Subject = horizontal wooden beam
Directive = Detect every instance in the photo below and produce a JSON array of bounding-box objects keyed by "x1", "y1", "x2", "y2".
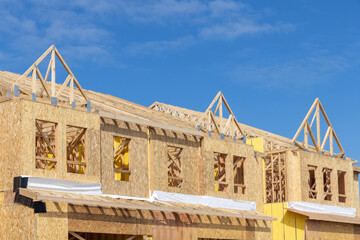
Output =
[{"x1": 19, "y1": 188, "x2": 274, "y2": 221}]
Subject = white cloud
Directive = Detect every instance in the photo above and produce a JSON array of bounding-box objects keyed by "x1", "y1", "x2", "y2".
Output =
[
  {"x1": 229, "y1": 55, "x2": 351, "y2": 90},
  {"x1": 199, "y1": 20, "x2": 295, "y2": 39},
  {"x1": 125, "y1": 36, "x2": 195, "y2": 56},
  {"x1": 0, "y1": 0, "x2": 294, "y2": 61}
]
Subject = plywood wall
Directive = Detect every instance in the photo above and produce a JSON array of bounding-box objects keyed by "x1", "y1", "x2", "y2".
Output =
[
  {"x1": 297, "y1": 150, "x2": 357, "y2": 210},
  {"x1": 100, "y1": 118, "x2": 149, "y2": 198},
  {"x1": 0, "y1": 100, "x2": 22, "y2": 191},
  {"x1": 0, "y1": 190, "x2": 68, "y2": 239},
  {"x1": 150, "y1": 128, "x2": 201, "y2": 195},
  {"x1": 9, "y1": 98, "x2": 101, "y2": 183},
  {"x1": 68, "y1": 204, "x2": 268, "y2": 240},
  {"x1": 305, "y1": 220, "x2": 360, "y2": 240},
  {"x1": 203, "y1": 136, "x2": 264, "y2": 213}
]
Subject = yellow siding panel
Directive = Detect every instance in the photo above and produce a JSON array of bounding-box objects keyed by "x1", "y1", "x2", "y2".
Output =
[
  {"x1": 264, "y1": 202, "x2": 306, "y2": 240},
  {"x1": 246, "y1": 137, "x2": 264, "y2": 153}
]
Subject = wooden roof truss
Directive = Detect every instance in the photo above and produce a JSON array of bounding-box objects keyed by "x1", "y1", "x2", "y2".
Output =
[
  {"x1": 203, "y1": 91, "x2": 244, "y2": 138},
  {"x1": 292, "y1": 98, "x2": 345, "y2": 156},
  {"x1": 12, "y1": 45, "x2": 89, "y2": 107},
  {"x1": 150, "y1": 91, "x2": 245, "y2": 140}
]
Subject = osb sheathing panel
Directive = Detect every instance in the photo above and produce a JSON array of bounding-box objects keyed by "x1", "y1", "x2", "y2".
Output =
[
  {"x1": 196, "y1": 216, "x2": 271, "y2": 240},
  {"x1": 150, "y1": 129, "x2": 201, "y2": 195},
  {"x1": 298, "y1": 150, "x2": 357, "y2": 210},
  {"x1": 305, "y1": 219, "x2": 360, "y2": 240},
  {"x1": 68, "y1": 204, "x2": 261, "y2": 239},
  {"x1": 100, "y1": 118, "x2": 149, "y2": 197},
  {"x1": 286, "y1": 150, "x2": 302, "y2": 202},
  {"x1": 353, "y1": 173, "x2": 360, "y2": 217},
  {"x1": 0, "y1": 100, "x2": 22, "y2": 191},
  {"x1": 37, "y1": 202, "x2": 68, "y2": 240},
  {"x1": 0, "y1": 205, "x2": 36, "y2": 239},
  {"x1": 203, "y1": 137, "x2": 264, "y2": 213},
  {"x1": 0, "y1": 187, "x2": 68, "y2": 239},
  {"x1": 19, "y1": 99, "x2": 100, "y2": 183}
]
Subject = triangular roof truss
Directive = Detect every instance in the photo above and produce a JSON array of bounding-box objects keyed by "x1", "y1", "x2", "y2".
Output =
[
  {"x1": 12, "y1": 45, "x2": 88, "y2": 105},
  {"x1": 292, "y1": 98, "x2": 344, "y2": 156},
  {"x1": 203, "y1": 91, "x2": 244, "y2": 138}
]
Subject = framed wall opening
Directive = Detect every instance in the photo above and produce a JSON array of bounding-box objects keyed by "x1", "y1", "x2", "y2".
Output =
[
  {"x1": 214, "y1": 152, "x2": 228, "y2": 192},
  {"x1": 233, "y1": 156, "x2": 245, "y2": 194},
  {"x1": 338, "y1": 170, "x2": 346, "y2": 203},
  {"x1": 66, "y1": 125, "x2": 86, "y2": 174},
  {"x1": 308, "y1": 165, "x2": 317, "y2": 199},
  {"x1": 35, "y1": 119, "x2": 58, "y2": 170},
  {"x1": 167, "y1": 145, "x2": 183, "y2": 188},
  {"x1": 323, "y1": 168, "x2": 332, "y2": 201},
  {"x1": 264, "y1": 151, "x2": 287, "y2": 203},
  {"x1": 114, "y1": 136, "x2": 131, "y2": 181}
]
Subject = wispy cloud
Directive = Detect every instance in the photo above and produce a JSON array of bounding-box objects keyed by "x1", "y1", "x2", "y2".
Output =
[
  {"x1": 0, "y1": 0, "x2": 293, "y2": 62},
  {"x1": 124, "y1": 36, "x2": 195, "y2": 56},
  {"x1": 229, "y1": 54, "x2": 352, "y2": 90},
  {"x1": 200, "y1": 21, "x2": 294, "y2": 39}
]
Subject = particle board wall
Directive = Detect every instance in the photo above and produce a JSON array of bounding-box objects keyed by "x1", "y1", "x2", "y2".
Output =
[
  {"x1": 286, "y1": 150, "x2": 302, "y2": 202},
  {"x1": 298, "y1": 150, "x2": 357, "y2": 210},
  {"x1": 36, "y1": 201, "x2": 68, "y2": 240},
  {"x1": 202, "y1": 137, "x2": 264, "y2": 213},
  {"x1": 0, "y1": 190, "x2": 68, "y2": 239},
  {"x1": 0, "y1": 99, "x2": 22, "y2": 191},
  {"x1": 17, "y1": 98, "x2": 100, "y2": 183},
  {"x1": 305, "y1": 219, "x2": 360, "y2": 240},
  {"x1": 100, "y1": 117, "x2": 149, "y2": 198},
  {"x1": 150, "y1": 128, "x2": 201, "y2": 195},
  {"x1": 68, "y1": 204, "x2": 264, "y2": 239},
  {"x1": 354, "y1": 172, "x2": 360, "y2": 217}
]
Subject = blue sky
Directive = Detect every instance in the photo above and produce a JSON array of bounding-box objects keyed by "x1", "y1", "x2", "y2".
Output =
[{"x1": 1, "y1": 0, "x2": 360, "y2": 161}]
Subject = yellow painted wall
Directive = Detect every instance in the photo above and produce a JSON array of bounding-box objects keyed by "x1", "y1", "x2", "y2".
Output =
[
  {"x1": 264, "y1": 202, "x2": 306, "y2": 240},
  {"x1": 246, "y1": 137, "x2": 264, "y2": 153}
]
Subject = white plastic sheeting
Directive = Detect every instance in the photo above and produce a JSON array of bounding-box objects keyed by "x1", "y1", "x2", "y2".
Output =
[
  {"x1": 21, "y1": 176, "x2": 102, "y2": 195},
  {"x1": 151, "y1": 191, "x2": 257, "y2": 211},
  {"x1": 21, "y1": 176, "x2": 257, "y2": 211},
  {"x1": 288, "y1": 201, "x2": 356, "y2": 217}
]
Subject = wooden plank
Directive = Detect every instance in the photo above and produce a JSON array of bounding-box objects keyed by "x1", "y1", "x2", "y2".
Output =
[
  {"x1": 67, "y1": 161, "x2": 86, "y2": 166},
  {"x1": 69, "y1": 232, "x2": 86, "y2": 240},
  {"x1": 51, "y1": 49, "x2": 56, "y2": 97},
  {"x1": 35, "y1": 67, "x2": 51, "y2": 98},
  {"x1": 320, "y1": 126, "x2": 331, "y2": 151},
  {"x1": 55, "y1": 75, "x2": 71, "y2": 98},
  {"x1": 19, "y1": 188, "x2": 275, "y2": 221},
  {"x1": 292, "y1": 98, "x2": 319, "y2": 142}
]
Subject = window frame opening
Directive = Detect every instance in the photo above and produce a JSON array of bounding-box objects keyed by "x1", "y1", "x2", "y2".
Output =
[
  {"x1": 113, "y1": 136, "x2": 131, "y2": 181},
  {"x1": 233, "y1": 156, "x2": 245, "y2": 194},
  {"x1": 66, "y1": 125, "x2": 87, "y2": 174},
  {"x1": 338, "y1": 170, "x2": 346, "y2": 203},
  {"x1": 214, "y1": 152, "x2": 228, "y2": 192},
  {"x1": 323, "y1": 168, "x2": 332, "y2": 201},
  {"x1": 35, "y1": 119, "x2": 58, "y2": 171},
  {"x1": 308, "y1": 165, "x2": 317, "y2": 199},
  {"x1": 167, "y1": 145, "x2": 183, "y2": 188}
]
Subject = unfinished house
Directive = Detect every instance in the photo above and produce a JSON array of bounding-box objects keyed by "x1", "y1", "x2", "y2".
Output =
[
  {"x1": 0, "y1": 45, "x2": 274, "y2": 240},
  {"x1": 152, "y1": 98, "x2": 360, "y2": 239},
  {"x1": 0, "y1": 45, "x2": 359, "y2": 240}
]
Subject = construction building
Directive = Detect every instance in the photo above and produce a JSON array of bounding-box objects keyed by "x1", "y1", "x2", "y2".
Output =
[{"x1": 0, "y1": 45, "x2": 359, "y2": 239}]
